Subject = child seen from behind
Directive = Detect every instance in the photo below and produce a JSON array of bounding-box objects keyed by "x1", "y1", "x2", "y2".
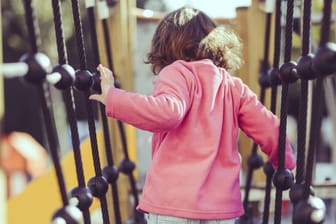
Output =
[{"x1": 90, "y1": 7, "x2": 296, "y2": 224}]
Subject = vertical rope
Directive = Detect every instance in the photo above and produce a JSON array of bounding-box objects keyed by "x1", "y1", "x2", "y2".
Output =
[
  {"x1": 295, "y1": 0, "x2": 311, "y2": 186},
  {"x1": 270, "y1": 0, "x2": 282, "y2": 114},
  {"x1": 86, "y1": 2, "x2": 122, "y2": 223},
  {"x1": 22, "y1": 0, "x2": 68, "y2": 206},
  {"x1": 101, "y1": 9, "x2": 115, "y2": 72},
  {"x1": 274, "y1": 1, "x2": 295, "y2": 224},
  {"x1": 23, "y1": 0, "x2": 41, "y2": 53},
  {"x1": 70, "y1": 1, "x2": 100, "y2": 176},
  {"x1": 241, "y1": 8, "x2": 271, "y2": 221},
  {"x1": 304, "y1": 0, "x2": 332, "y2": 199},
  {"x1": 272, "y1": 0, "x2": 282, "y2": 69},
  {"x1": 97, "y1": 1, "x2": 145, "y2": 222},
  {"x1": 262, "y1": 1, "x2": 282, "y2": 223},
  {"x1": 51, "y1": 0, "x2": 91, "y2": 222},
  {"x1": 319, "y1": 0, "x2": 331, "y2": 47},
  {"x1": 51, "y1": 0, "x2": 67, "y2": 65},
  {"x1": 70, "y1": 0, "x2": 111, "y2": 222},
  {"x1": 70, "y1": 0, "x2": 87, "y2": 70},
  {"x1": 263, "y1": 13, "x2": 272, "y2": 66},
  {"x1": 261, "y1": 162, "x2": 274, "y2": 224},
  {"x1": 295, "y1": 83, "x2": 308, "y2": 184}
]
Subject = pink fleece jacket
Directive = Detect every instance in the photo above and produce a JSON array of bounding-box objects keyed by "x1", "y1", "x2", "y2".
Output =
[{"x1": 105, "y1": 59, "x2": 296, "y2": 220}]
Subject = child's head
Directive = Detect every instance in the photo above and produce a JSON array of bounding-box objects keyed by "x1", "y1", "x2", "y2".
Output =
[{"x1": 147, "y1": 7, "x2": 243, "y2": 74}]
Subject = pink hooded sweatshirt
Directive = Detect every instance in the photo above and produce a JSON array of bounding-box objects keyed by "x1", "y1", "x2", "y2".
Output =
[{"x1": 105, "y1": 59, "x2": 296, "y2": 220}]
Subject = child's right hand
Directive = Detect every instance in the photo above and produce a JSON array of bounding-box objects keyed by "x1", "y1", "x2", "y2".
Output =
[{"x1": 89, "y1": 64, "x2": 115, "y2": 105}]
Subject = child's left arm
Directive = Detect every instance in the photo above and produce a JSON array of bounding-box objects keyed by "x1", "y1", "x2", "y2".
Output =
[{"x1": 237, "y1": 82, "x2": 296, "y2": 170}]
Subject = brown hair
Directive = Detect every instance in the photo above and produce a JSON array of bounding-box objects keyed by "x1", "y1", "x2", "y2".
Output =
[{"x1": 146, "y1": 7, "x2": 243, "y2": 74}]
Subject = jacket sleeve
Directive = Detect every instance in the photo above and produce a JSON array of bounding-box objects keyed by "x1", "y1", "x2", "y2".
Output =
[
  {"x1": 105, "y1": 66, "x2": 191, "y2": 132},
  {"x1": 236, "y1": 79, "x2": 296, "y2": 170}
]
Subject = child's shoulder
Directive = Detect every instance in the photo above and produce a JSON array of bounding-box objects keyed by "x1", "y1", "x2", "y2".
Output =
[{"x1": 166, "y1": 59, "x2": 218, "y2": 73}]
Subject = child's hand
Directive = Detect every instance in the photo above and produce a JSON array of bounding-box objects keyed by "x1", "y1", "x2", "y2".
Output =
[{"x1": 89, "y1": 64, "x2": 115, "y2": 104}]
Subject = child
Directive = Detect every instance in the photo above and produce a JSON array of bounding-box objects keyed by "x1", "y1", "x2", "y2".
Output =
[{"x1": 90, "y1": 7, "x2": 296, "y2": 224}]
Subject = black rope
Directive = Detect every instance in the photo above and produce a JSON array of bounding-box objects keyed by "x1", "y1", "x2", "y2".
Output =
[
  {"x1": 70, "y1": 0, "x2": 87, "y2": 70},
  {"x1": 301, "y1": 1, "x2": 312, "y2": 56},
  {"x1": 261, "y1": 162, "x2": 274, "y2": 224},
  {"x1": 274, "y1": 1, "x2": 295, "y2": 224},
  {"x1": 51, "y1": 0, "x2": 67, "y2": 65},
  {"x1": 262, "y1": 1, "x2": 282, "y2": 223},
  {"x1": 115, "y1": 84, "x2": 144, "y2": 223},
  {"x1": 241, "y1": 7, "x2": 272, "y2": 222},
  {"x1": 23, "y1": 0, "x2": 41, "y2": 53},
  {"x1": 51, "y1": 0, "x2": 91, "y2": 222},
  {"x1": 278, "y1": 0, "x2": 294, "y2": 169},
  {"x1": 272, "y1": 1, "x2": 282, "y2": 70},
  {"x1": 22, "y1": 0, "x2": 68, "y2": 206},
  {"x1": 101, "y1": 5, "x2": 115, "y2": 73},
  {"x1": 100, "y1": 109, "x2": 123, "y2": 223},
  {"x1": 70, "y1": 0, "x2": 111, "y2": 223},
  {"x1": 86, "y1": 2, "x2": 122, "y2": 223},
  {"x1": 319, "y1": 0, "x2": 332, "y2": 47},
  {"x1": 70, "y1": 0, "x2": 100, "y2": 180},
  {"x1": 98, "y1": 2, "x2": 145, "y2": 222},
  {"x1": 295, "y1": 82, "x2": 308, "y2": 185},
  {"x1": 270, "y1": 0, "x2": 282, "y2": 117},
  {"x1": 38, "y1": 83, "x2": 69, "y2": 203},
  {"x1": 304, "y1": 0, "x2": 332, "y2": 199},
  {"x1": 295, "y1": 0, "x2": 311, "y2": 186},
  {"x1": 263, "y1": 13, "x2": 272, "y2": 66}
]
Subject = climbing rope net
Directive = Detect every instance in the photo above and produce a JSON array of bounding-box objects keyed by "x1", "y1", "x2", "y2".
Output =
[{"x1": 0, "y1": 0, "x2": 335, "y2": 224}]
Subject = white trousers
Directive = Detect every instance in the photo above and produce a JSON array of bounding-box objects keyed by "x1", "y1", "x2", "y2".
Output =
[{"x1": 145, "y1": 213, "x2": 237, "y2": 224}]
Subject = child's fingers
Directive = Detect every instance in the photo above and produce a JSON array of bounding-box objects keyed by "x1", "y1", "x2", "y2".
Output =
[
  {"x1": 89, "y1": 94, "x2": 99, "y2": 101},
  {"x1": 89, "y1": 94, "x2": 103, "y2": 103},
  {"x1": 97, "y1": 65, "x2": 107, "y2": 79},
  {"x1": 97, "y1": 65, "x2": 113, "y2": 81},
  {"x1": 96, "y1": 64, "x2": 115, "y2": 92},
  {"x1": 97, "y1": 64, "x2": 104, "y2": 71}
]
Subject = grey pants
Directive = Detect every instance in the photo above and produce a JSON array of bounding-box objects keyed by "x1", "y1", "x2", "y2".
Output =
[{"x1": 145, "y1": 213, "x2": 237, "y2": 224}]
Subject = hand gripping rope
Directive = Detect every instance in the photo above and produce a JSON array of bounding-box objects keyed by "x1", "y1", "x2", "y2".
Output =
[{"x1": 85, "y1": 0, "x2": 122, "y2": 223}]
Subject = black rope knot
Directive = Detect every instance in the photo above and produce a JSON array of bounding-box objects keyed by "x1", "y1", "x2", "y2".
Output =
[
  {"x1": 263, "y1": 161, "x2": 275, "y2": 178},
  {"x1": 19, "y1": 52, "x2": 51, "y2": 83},
  {"x1": 312, "y1": 42, "x2": 336, "y2": 76},
  {"x1": 273, "y1": 168, "x2": 294, "y2": 191},
  {"x1": 297, "y1": 54, "x2": 317, "y2": 80},
  {"x1": 52, "y1": 64, "x2": 75, "y2": 90},
  {"x1": 258, "y1": 74, "x2": 271, "y2": 88},
  {"x1": 74, "y1": 69, "x2": 93, "y2": 91},
  {"x1": 87, "y1": 176, "x2": 109, "y2": 198},
  {"x1": 259, "y1": 60, "x2": 271, "y2": 88},
  {"x1": 102, "y1": 165, "x2": 120, "y2": 183},
  {"x1": 91, "y1": 71, "x2": 102, "y2": 93},
  {"x1": 119, "y1": 158, "x2": 136, "y2": 175},
  {"x1": 268, "y1": 67, "x2": 282, "y2": 86},
  {"x1": 247, "y1": 153, "x2": 264, "y2": 170},
  {"x1": 70, "y1": 187, "x2": 93, "y2": 211},
  {"x1": 279, "y1": 61, "x2": 299, "y2": 83}
]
